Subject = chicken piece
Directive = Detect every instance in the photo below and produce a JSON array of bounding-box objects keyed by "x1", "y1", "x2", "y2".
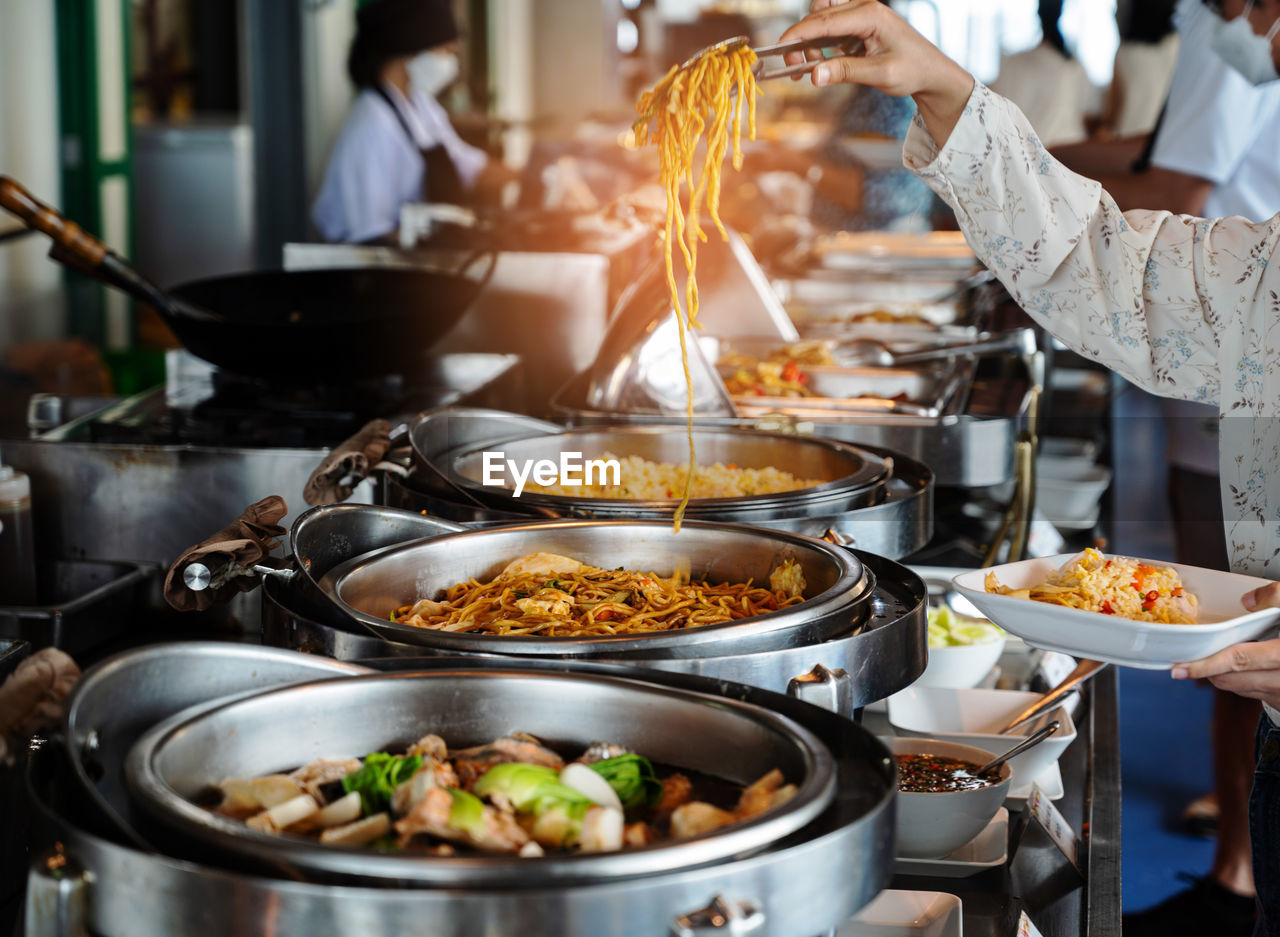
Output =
[
  {"x1": 399, "y1": 597, "x2": 449, "y2": 621},
  {"x1": 407, "y1": 733, "x2": 448, "y2": 760},
  {"x1": 498, "y1": 552, "x2": 586, "y2": 580},
  {"x1": 217, "y1": 775, "x2": 305, "y2": 819},
  {"x1": 653, "y1": 773, "x2": 694, "y2": 819},
  {"x1": 670, "y1": 802, "x2": 737, "y2": 839},
  {"x1": 734, "y1": 768, "x2": 797, "y2": 820},
  {"x1": 514, "y1": 588, "x2": 574, "y2": 617},
  {"x1": 624, "y1": 822, "x2": 655, "y2": 848},
  {"x1": 391, "y1": 759, "x2": 461, "y2": 816},
  {"x1": 287, "y1": 757, "x2": 362, "y2": 802},
  {"x1": 451, "y1": 733, "x2": 565, "y2": 788},
  {"x1": 768, "y1": 559, "x2": 806, "y2": 599},
  {"x1": 394, "y1": 786, "x2": 529, "y2": 853}
]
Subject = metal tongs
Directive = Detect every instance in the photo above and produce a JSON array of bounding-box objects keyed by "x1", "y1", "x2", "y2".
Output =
[
  {"x1": 678, "y1": 35, "x2": 868, "y2": 83},
  {"x1": 752, "y1": 35, "x2": 868, "y2": 81}
]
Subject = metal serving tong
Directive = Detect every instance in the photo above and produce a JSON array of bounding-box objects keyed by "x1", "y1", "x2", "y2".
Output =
[
  {"x1": 997, "y1": 659, "x2": 1108, "y2": 735},
  {"x1": 680, "y1": 35, "x2": 868, "y2": 83}
]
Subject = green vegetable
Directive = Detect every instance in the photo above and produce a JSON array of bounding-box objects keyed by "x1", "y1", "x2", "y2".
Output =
[
  {"x1": 588, "y1": 754, "x2": 663, "y2": 811},
  {"x1": 473, "y1": 763, "x2": 592, "y2": 817},
  {"x1": 447, "y1": 788, "x2": 487, "y2": 838},
  {"x1": 342, "y1": 753, "x2": 423, "y2": 815}
]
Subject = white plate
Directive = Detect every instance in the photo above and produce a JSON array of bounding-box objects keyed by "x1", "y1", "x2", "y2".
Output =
[
  {"x1": 840, "y1": 890, "x2": 964, "y2": 936},
  {"x1": 1007, "y1": 763, "x2": 1064, "y2": 805},
  {"x1": 953, "y1": 555, "x2": 1280, "y2": 669},
  {"x1": 894, "y1": 808, "x2": 1008, "y2": 878}
]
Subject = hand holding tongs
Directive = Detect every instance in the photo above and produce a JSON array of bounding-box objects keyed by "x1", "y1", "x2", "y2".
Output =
[
  {"x1": 752, "y1": 35, "x2": 867, "y2": 82},
  {"x1": 679, "y1": 35, "x2": 867, "y2": 83}
]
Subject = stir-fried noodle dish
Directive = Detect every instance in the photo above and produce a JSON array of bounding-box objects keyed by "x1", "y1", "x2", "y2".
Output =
[
  {"x1": 985, "y1": 548, "x2": 1199, "y2": 624},
  {"x1": 392, "y1": 551, "x2": 806, "y2": 637},
  {"x1": 632, "y1": 40, "x2": 759, "y2": 529},
  {"x1": 211, "y1": 732, "x2": 797, "y2": 856}
]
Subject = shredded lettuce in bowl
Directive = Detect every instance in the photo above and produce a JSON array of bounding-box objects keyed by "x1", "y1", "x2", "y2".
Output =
[{"x1": 927, "y1": 605, "x2": 1003, "y2": 649}]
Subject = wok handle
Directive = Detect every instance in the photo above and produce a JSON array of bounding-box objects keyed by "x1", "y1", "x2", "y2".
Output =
[{"x1": 0, "y1": 175, "x2": 109, "y2": 270}]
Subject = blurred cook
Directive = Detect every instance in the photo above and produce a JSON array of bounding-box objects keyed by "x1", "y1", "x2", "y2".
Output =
[{"x1": 312, "y1": 0, "x2": 489, "y2": 243}]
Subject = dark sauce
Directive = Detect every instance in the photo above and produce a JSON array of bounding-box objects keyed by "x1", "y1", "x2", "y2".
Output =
[{"x1": 896, "y1": 753, "x2": 995, "y2": 793}]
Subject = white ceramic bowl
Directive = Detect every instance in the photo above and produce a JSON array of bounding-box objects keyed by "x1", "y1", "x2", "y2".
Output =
[
  {"x1": 918, "y1": 635, "x2": 1007, "y2": 689},
  {"x1": 887, "y1": 686, "x2": 1077, "y2": 786},
  {"x1": 1035, "y1": 461, "x2": 1112, "y2": 523},
  {"x1": 885, "y1": 736, "x2": 1012, "y2": 859}
]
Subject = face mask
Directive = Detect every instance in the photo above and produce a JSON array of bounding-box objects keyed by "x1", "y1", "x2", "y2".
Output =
[
  {"x1": 1211, "y1": 2, "x2": 1280, "y2": 85},
  {"x1": 407, "y1": 50, "x2": 459, "y2": 98}
]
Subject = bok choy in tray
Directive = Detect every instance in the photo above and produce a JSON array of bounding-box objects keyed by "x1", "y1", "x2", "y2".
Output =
[{"x1": 209, "y1": 731, "x2": 796, "y2": 856}]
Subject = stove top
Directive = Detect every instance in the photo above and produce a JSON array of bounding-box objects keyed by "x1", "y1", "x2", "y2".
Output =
[{"x1": 38, "y1": 350, "x2": 524, "y2": 449}]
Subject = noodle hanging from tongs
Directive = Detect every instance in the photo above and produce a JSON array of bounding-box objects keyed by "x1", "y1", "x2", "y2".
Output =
[{"x1": 632, "y1": 41, "x2": 759, "y2": 531}]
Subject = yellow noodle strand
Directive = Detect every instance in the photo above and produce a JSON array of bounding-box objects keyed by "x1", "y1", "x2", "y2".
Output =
[{"x1": 632, "y1": 44, "x2": 759, "y2": 531}]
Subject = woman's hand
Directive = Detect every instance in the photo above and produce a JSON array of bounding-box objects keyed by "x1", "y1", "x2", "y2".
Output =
[
  {"x1": 777, "y1": 0, "x2": 975, "y2": 145},
  {"x1": 1171, "y1": 583, "x2": 1280, "y2": 710}
]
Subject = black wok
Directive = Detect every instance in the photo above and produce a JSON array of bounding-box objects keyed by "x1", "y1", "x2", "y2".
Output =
[{"x1": 0, "y1": 175, "x2": 491, "y2": 381}]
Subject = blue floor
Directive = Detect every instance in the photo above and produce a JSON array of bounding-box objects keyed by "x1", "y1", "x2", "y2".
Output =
[
  {"x1": 1118, "y1": 669, "x2": 1217, "y2": 910},
  {"x1": 1111, "y1": 381, "x2": 1220, "y2": 912}
]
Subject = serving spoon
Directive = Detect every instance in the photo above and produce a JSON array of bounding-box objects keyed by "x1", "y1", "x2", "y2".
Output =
[{"x1": 973, "y1": 720, "x2": 1061, "y2": 778}]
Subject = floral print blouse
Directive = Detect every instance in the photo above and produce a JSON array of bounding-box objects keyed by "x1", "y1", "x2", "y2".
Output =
[{"x1": 904, "y1": 82, "x2": 1280, "y2": 582}]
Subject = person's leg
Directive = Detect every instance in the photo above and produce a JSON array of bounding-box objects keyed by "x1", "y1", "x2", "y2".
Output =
[
  {"x1": 1250, "y1": 713, "x2": 1280, "y2": 936},
  {"x1": 1215, "y1": 690, "x2": 1262, "y2": 898}
]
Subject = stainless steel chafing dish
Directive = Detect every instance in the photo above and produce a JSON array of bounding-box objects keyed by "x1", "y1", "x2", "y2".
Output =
[
  {"x1": 441, "y1": 426, "x2": 891, "y2": 520},
  {"x1": 125, "y1": 669, "x2": 837, "y2": 884},
  {"x1": 381, "y1": 407, "x2": 933, "y2": 560},
  {"x1": 161, "y1": 501, "x2": 926, "y2": 710},
  {"x1": 549, "y1": 256, "x2": 1031, "y2": 489},
  {"x1": 23, "y1": 648, "x2": 898, "y2": 937},
  {"x1": 317, "y1": 518, "x2": 875, "y2": 658}
]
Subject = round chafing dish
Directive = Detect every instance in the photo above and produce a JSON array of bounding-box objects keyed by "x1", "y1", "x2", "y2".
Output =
[
  {"x1": 125, "y1": 669, "x2": 836, "y2": 885},
  {"x1": 439, "y1": 425, "x2": 890, "y2": 520},
  {"x1": 318, "y1": 518, "x2": 875, "y2": 659},
  {"x1": 168, "y1": 502, "x2": 925, "y2": 710},
  {"x1": 63, "y1": 644, "x2": 369, "y2": 847},
  {"x1": 385, "y1": 407, "x2": 933, "y2": 558},
  {"x1": 265, "y1": 547, "x2": 926, "y2": 710},
  {"x1": 26, "y1": 654, "x2": 897, "y2": 937}
]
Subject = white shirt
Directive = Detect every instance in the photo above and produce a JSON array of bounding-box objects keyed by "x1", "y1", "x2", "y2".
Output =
[
  {"x1": 904, "y1": 84, "x2": 1280, "y2": 717},
  {"x1": 1151, "y1": 0, "x2": 1280, "y2": 221},
  {"x1": 1143, "y1": 0, "x2": 1280, "y2": 469},
  {"x1": 988, "y1": 43, "x2": 1095, "y2": 147},
  {"x1": 311, "y1": 85, "x2": 488, "y2": 244},
  {"x1": 1111, "y1": 33, "x2": 1180, "y2": 138}
]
